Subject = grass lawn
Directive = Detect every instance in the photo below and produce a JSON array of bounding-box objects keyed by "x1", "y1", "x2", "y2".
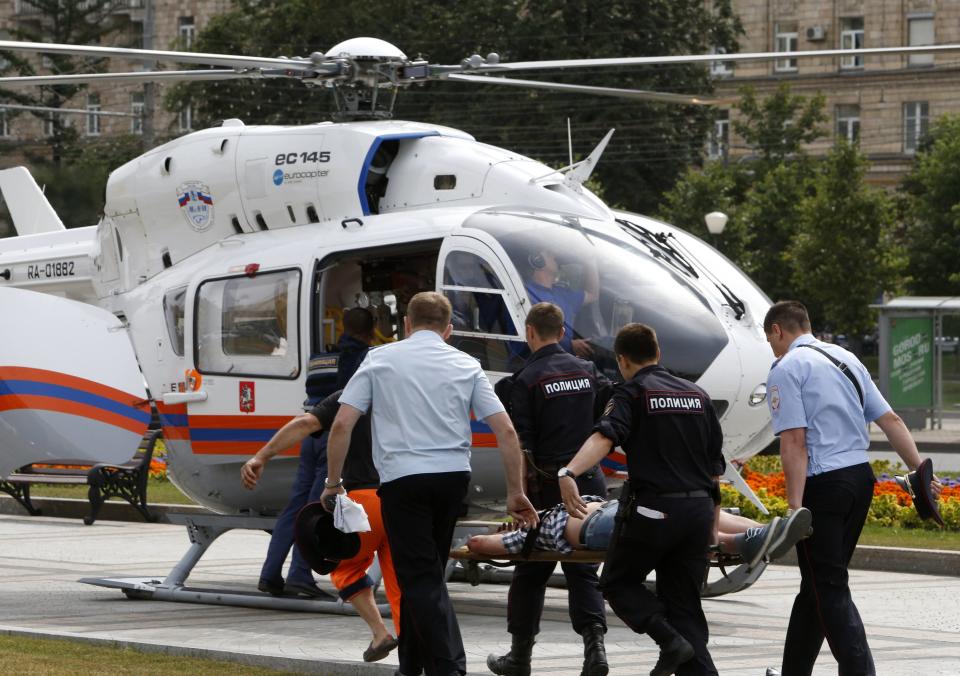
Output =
[
  {"x1": 0, "y1": 635, "x2": 302, "y2": 675},
  {"x1": 859, "y1": 524, "x2": 960, "y2": 550},
  {"x1": 28, "y1": 479, "x2": 195, "y2": 505}
]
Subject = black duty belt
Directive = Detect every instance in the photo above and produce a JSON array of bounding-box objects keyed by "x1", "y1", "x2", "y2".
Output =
[{"x1": 655, "y1": 489, "x2": 711, "y2": 499}]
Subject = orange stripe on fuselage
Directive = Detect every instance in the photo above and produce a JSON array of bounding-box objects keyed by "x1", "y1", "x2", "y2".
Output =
[
  {"x1": 0, "y1": 366, "x2": 146, "y2": 408},
  {"x1": 0, "y1": 394, "x2": 147, "y2": 435}
]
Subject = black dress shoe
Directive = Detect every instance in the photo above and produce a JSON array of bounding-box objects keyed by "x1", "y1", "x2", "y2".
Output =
[
  {"x1": 284, "y1": 580, "x2": 337, "y2": 600},
  {"x1": 257, "y1": 577, "x2": 284, "y2": 596},
  {"x1": 650, "y1": 633, "x2": 695, "y2": 676}
]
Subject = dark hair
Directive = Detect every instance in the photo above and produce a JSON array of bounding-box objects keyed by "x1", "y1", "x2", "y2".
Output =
[
  {"x1": 763, "y1": 301, "x2": 811, "y2": 334},
  {"x1": 614, "y1": 323, "x2": 659, "y2": 364},
  {"x1": 525, "y1": 302, "x2": 564, "y2": 339},
  {"x1": 407, "y1": 291, "x2": 452, "y2": 330},
  {"x1": 343, "y1": 306, "x2": 375, "y2": 338}
]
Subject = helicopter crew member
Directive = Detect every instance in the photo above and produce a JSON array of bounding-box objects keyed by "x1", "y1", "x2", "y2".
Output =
[
  {"x1": 488, "y1": 302, "x2": 613, "y2": 676},
  {"x1": 560, "y1": 323, "x2": 724, "y2": 676},
  {"x1": 320, "y1": 292, "x2": 539, "y2": 676},
  {"x1": 762, "y1": 301, "x2": 942, "y2": 676},
  {"x1": 524, "y1": 248, "x2": 599, "y2": 359},
  {"x1": 243, "y1": 307, "x2": 375, "y2": 599}
]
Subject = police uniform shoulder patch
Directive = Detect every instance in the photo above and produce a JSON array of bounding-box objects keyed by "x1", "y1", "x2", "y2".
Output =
[
  {"x1": 644, "y1": 390, "x2": 705, "y2": 415},
  {"x1": 602, "y1": 399, "x2": 615, "y2": 416},
  {"x1": 770, "y1": 384, "x2": 781, "y2": 411}
]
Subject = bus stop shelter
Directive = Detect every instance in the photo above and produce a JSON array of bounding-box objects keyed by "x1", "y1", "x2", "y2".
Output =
[{"x1": 872, "y1": 296, "x2": 960, "y2": 430}]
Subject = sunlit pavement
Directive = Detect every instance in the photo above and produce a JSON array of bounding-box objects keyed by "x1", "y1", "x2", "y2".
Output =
[{"x1": 0, "y1": 514, "x2": 957, "y2": 675}]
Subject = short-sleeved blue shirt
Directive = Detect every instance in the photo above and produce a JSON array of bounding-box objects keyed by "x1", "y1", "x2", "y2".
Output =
[
  {"x1": 525, "y1": 280, "x2": 586, "y2": 354},
  {"x1": 766, "y1": 334, "x2": 891, "y2": 476},
  {"x1": 339, "y1": 329, "x2": 504, "y2": 483}
]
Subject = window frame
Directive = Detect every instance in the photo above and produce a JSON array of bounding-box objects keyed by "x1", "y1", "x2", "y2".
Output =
[
  {"x1": 836, "y1": 104, "x2": 860, "y2": 143},
  {"x1": 774, "y1": 22, "x2": 799, "y2": 72},
  {"x1": 903, "y1": 101, "x2": 929, "y2": 154},
  {"x1": 86, "y1": 93, "x2": 101, "y2": 137},
  {"x1": 178, "y1": 16, "x2": 196, "y2": 49},
  {"x1": 708, "y1": 111, "x2": 729, "y2": 160},
  {"x1": 131, "y1": 90, "x2": 144, "y2": 134},
  {"x1": 908, "y1": 15, "x2": 935, "y2": 68},
  {"x1": 193, "y1": 267, "x2": 303, "y2": 380},
  {"x1": 840, "y1": 17, "x2": 865, "y2": 70}
]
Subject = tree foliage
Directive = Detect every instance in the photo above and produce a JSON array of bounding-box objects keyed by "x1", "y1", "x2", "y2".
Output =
[
  {"x1": 0, "y1": 0, "x2": 132, "y2": 163},
  {"x1": 734, "y1": 83, "x2": 828, "y2": 166},
  {"x1": 901, "y1": 114, "x2": 960, "y2": 295},
  {"x1": 790, "y1": 142, "x2": 900, "y2": 336},
  {"x1": 168, "y1": 0, "x2": 742, "y2": 215}
]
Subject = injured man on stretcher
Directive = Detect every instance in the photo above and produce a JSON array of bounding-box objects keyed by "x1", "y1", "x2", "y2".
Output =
[{"x1": 467, "y1": 497, "x2": 812, "y2": 568}]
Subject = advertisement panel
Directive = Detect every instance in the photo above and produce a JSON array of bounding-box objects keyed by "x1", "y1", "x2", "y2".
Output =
[{"x1": 888, "y1": 317, "x2": 933, "y2": 408}]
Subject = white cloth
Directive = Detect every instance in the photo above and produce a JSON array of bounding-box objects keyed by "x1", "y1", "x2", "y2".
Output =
[{"x1": 334, "y1": 494, "x2": 371, "y2": 533}]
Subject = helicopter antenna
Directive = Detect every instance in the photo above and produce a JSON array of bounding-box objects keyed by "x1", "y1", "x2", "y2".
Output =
[
  {"x1": 564, "y1": 129, "x2": 614, "y2": 192},
  {"x1": 567, "y1": 118, "x2": 573, "y2": 168}
]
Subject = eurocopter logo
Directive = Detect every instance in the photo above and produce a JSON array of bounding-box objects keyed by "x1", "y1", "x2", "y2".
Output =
[
  {"x1": 272, "y1": 169, "x2": 284, "y2": 186},
  {"x1": 176, "y1": 181, "x2": 215, "y2": 232}
]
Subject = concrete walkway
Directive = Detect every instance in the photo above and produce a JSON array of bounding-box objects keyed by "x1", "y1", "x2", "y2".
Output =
[{"x1": 1, "y1": 514, "x2": 958, "y2": 675}]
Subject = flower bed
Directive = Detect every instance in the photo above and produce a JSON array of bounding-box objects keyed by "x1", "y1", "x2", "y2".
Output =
[{"x1": 722, "y1": 456, "x2": 960, "y2": 531}]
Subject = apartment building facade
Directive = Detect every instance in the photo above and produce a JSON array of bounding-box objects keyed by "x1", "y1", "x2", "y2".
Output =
[
  {"x1": 709, "y1": 0, "x2": 958, "y2": 185},
  {"x1": 0, "y1": 0, "x2": 230, "y2": 153}
]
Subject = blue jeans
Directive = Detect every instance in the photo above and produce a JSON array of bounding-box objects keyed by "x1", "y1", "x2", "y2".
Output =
[{"x1": 259, "y1": 433, "x2": 328, "y2": 586}]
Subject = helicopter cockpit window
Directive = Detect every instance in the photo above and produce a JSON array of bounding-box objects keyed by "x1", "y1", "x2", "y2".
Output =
[
  {"x1": 195, "y1": 269, "x2": 301, "y2": 379},
  {"x1": 464, "y1": 212, "x2": 729, "y2": 382},
  {"x1": 162, "y1": 286, "x2": 187, "y2": 357},
  {"x1": 440, "y1": 250, "x2": 524, "y2": 372}
]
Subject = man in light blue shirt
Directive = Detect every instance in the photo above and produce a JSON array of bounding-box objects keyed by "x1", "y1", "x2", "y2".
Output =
[
  {"x1": 764, "y1": 300, "x2": 938, "y2": 676},
  {"x1": 321, "y1": 291, "x2": 538, "y2": 676}
]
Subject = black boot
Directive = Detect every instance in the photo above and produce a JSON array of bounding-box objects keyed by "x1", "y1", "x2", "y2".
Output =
[
  {"x1": 646, "y1": 615, "x2": 694, "y2": 676},
  {"x1": 579, "y1": 623, "x2": 609, "y2": 676},
  {"x1": 486, "y1": 634, "x2": 535, "y2": 676}
]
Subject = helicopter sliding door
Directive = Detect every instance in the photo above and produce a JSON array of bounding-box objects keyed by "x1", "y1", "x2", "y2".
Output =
[{"x1": 0, "y1": 288, "x2": 150, "y2": 478}]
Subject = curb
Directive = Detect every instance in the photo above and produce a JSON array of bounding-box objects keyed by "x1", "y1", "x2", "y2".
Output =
[{"x1": 0, "y1": 626, "x2": 394, "y2": 675}]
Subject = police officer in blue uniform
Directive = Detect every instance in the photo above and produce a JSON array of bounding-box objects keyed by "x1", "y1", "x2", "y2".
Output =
[
  {"x1": 243, "y1": 307, "x2": 374, "y2": 597},
  {"x1": 560, "y1": 323, "x2": 725, "y2": 676},
  {"x1": 488, "y1": 302, "x2": 613, "y2": 676},
  {"x1": 763, "y1": 301, "x2": 940, "y2": 676}
]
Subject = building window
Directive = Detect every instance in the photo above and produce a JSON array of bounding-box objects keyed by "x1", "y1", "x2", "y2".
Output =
[
  {"x1": 774, "y1": 22, "x2": 798, "y2": 72},
  {"x1": 904, "y1": 101, "x2": 929, "y2": 154},
  {"x1": 178, "y1": 17, "x2": 196, "y2": 49},
  {"x1": 836, "y1": 104, "x2": 860, "y2": 143},
  {"x1": 708, "y1": 111, "x2": 729, "y2": 160},
  {"x1": 86, "y1": 93, "x2": 101, "y2": 136},
  {"x1": 179, "y1": 103, "x2": 192, "y2": 132},
  {"x1": 0, "y1": 111, "x2": 8, "y2": 138},
  {"x1": 130, "y1": 21, "x2": 144, "y2": 50},
  {"x1": 131, "y1": 90, "x2": 144, "y2": 134},
  {"x1": 908, "y1": 16, "x2": 934, "y2": 67},
  {"x1": 840, "y1": 17, "x2": 864, "y2": 69},
  {"x1": 45, "y1": 112, "x2": 62, "y2": 137}
]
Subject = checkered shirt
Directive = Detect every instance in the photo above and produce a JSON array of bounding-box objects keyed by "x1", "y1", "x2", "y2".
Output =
[{"x1": 501, "y1": 495, "x2": 607, "y2": 555}]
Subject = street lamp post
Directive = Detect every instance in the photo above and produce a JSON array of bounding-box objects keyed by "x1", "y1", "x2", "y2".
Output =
[{"x1": 704, "y1": 211, "x2": 728, "y2": 249}]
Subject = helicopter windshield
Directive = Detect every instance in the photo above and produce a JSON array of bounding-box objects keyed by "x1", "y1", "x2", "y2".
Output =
[{"x1": 463, "y1": 211, "x2": 729, "y2": 382}]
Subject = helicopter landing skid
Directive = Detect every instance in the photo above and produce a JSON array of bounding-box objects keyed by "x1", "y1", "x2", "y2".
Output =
[{"x1": 79, "y1": 512, "x2": 390, "y2": 615}]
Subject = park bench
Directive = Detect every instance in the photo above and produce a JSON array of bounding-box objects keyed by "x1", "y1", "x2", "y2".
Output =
[{"x1": 0, "y1": 429, "x2": 161, "y2": 525}]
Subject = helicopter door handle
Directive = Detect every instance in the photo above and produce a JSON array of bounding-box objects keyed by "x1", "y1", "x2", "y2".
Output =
[
  {"x1": 161, "y1": 391, "x2": 208, "y2": 404},
  {"x1": 341, "y1": 218, "x2": 363, "y2": 229}
]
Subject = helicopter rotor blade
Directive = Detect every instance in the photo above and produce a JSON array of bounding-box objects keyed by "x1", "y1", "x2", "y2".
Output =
[
  {"x1": 446, "y1": 73, "x2": 733, "y2": 105},
  {"x1": 450, "y1": 43, "x2": 960, "y2": 73},
  {"x1": 0, "y1": 69, "x2": 286, "y2": 87},
  {"x1": 0, "y1": 102, "x2": 138, "y2": 117},
  {"x1": 0, "y1": 39, "x2": 331, "y2": 73}
]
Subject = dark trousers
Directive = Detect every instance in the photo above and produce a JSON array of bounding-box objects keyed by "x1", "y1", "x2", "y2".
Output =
[
  {"x1": 508, "y1": 467, "x2": 607, "y2": 637},
  {"x1": 600, "y1": 496, "x2": 717, "y2": 676},
  {"x1": 380, "y1": 471, "x2": 470, "y2": 676},
  {"x1": 260, "y1": 435, "x2": 327, "y2": 586},
  {"x1": 782, "y1": 462, "x2": 876, "y2": 676}
]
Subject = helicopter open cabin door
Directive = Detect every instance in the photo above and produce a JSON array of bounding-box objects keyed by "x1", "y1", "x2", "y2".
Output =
[{"x1": 0, "y1": 288, "x2": 150, "y2": 478}]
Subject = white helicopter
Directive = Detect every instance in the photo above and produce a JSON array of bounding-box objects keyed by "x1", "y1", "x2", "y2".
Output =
[{"x1": 1, "y1": 37, "x2": 951, "y2": 608}]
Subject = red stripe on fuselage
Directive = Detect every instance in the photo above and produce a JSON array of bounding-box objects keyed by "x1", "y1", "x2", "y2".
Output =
[
  {"x1": 0, "y1": 366, "x2": 146, "y2": 408},
  {"x1": 0, "y1": 394, "x2": 147, "y2": 435}
]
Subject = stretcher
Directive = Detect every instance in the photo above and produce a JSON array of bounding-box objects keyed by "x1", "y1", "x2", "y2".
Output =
[{"x1": 448, "y1": 523, "x2": 769, "y2": 598}]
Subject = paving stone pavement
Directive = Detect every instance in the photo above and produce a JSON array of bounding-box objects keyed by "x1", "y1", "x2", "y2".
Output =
[{"x1": 0, "y1": 514, "x2": 958, "y2": 675}]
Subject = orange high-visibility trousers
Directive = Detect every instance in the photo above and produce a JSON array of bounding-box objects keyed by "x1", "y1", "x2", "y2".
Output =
[{"x1": 330, "y1": 488, "x2": 402, "y2": 635}]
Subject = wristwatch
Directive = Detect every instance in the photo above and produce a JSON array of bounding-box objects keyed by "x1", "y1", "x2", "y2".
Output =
[
  {"x1": 557, "y1": 467, "x2": 577, "y2": 480},
  {"x1": 324, "y1": 477, "x2": 343, "y2": 489}
]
